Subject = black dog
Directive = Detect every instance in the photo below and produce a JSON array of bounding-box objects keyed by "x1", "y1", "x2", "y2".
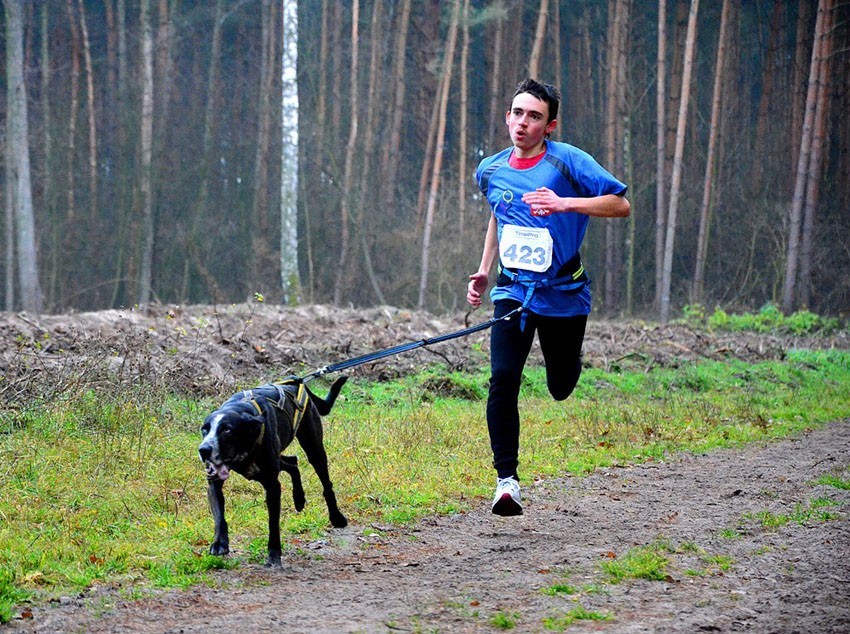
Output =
[{"x1": 198, "y1": 376, "x2": 348, "y2": 566}]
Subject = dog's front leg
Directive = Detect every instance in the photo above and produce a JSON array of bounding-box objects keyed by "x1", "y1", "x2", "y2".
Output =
[
  {"x1": 207, "y1": 478, "x2": 229, "y2": 556},
  {"x1": 263, "y1": 477, "x2": 283, "y2": 566}
]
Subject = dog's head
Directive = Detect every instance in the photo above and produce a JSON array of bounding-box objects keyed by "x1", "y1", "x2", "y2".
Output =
[{"x1": 198, "y1": 401, "x2": 266, "y2": 481}]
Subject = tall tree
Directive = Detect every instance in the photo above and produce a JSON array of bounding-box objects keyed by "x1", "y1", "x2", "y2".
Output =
[
  {"x1": 280, "y1": 0, "x2": 300, "y2": 304},
  {"x1": 654, "y1": 0, "x2": 667, "y2": 310},
  {"x1": 603, "y1": 0, "x2": 630, "y2": 310},
  {"x1": 528, "y1": 0, "x2": 549, "y2": 78},
  {"x1": 137, "y1": 0, "x2": 156, "y2": 304},
  {"x1": 378, "y1": 0, "x2": 411, "y2": 212},
  {"x1": 333, "y1": 0, "x2": 359, "y2": 306},
  {"x1": 782, "y1": 0, "x2": 827, "y2": 314},
  {"x1": 660, "y1": 0, "x2": 699, "y2": 324},
  {"x1": 692, "y1": 0, "x2": 731, "y2": 303},
  {"x1": 418, "y1": 0, "x2": 461, "y2": 309},
  {"x1": 76, "y1": 0, "x2": 98, "y2": 221},
  {"x1": 4, "y1": 0, "x2": 43, "y2": 313},
  {"x1": 252, "y1": 0, "x2": 278, "y2": 289},
  {"x1": 793, "y1": 0, "x2": 833, "y2": 310}
]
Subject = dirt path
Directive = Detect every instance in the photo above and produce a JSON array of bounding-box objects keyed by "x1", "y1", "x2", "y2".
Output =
[{"x1": 8, "y1": 419, "x2": 849, "y2": 633}]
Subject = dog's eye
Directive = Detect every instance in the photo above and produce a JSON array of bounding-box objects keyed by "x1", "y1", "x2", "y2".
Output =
[{"x1": 201, "y1": 423, "x2": 210, "y2": 434}]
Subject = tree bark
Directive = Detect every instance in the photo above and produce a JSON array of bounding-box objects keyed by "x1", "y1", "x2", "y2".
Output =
[
  {"x1": 280, "y1": 0, "x2": 301, "y2": 304},
  {"x1": 137, "y1": 0, "x2": 156, "y2": 305},
  {"x1": 692, "y1": 0, "x2": 731, "y2": 304},
  {"x1": 660, "y1": 0, "x2": 699, "y2": 324},
  {"x1": 528, "y1": 0, "x2": 549, "y2": 78},
  {"x1": 65, "y1": 0, "x2": 81, "y2": 222},
  {"x1": 4, "y1": 0, "x2": 43, "y2": 313},
  {"x1": 76, "y1": 0, "x2": 98, "y2": 221},
  {"x1": 458, "y1": 0, "x2": 470, "y2": 237},
  {"x1": 654, "y1": 0, "x2": 667, "y2": 310},
  {"x1": 182, "y1": 0, "x2": 225, "y2": 302},
  {"x1": 418, "y1": 0, "x2": 461, "y2": 309},
  {"x1": 354, "y1": 0, "x2": 386, "y2": 305},
  {"x1": 486, "y1": 2, "x2": 506, "y2": 152},
  {"x1": 333, "y1": 0, "x2": 359, "y2": 306},
  {"x1": 782, "y1": 0, "x2": 826, "y2": 314},
  {"x1": 378, "y1": 0, "x2": 411, "y2": 212},
  {"x1": 252, "y1": 0, "x2": 277, "y2": 289},
  {"x1": 798, "y1": 0, "x2": 833, "y2": 309}
]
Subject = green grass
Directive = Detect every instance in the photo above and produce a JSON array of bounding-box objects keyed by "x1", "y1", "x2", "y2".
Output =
[
  {"x1": 1, "y1": 349, "x2": 850, "y2": 622},
  {"x1": 744, "y1": 498, "x2": 843, "y2": 530},
  {"x1": 542, "y1": 604, "x2": 612, "y2": 630},
  {"x1": 600, "y1": 543, "x2": 671, "y2": 583}
]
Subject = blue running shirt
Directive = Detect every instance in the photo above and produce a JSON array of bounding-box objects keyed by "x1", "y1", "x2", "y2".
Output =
[{"x1": 475, "y1": 141, "x2": 627, "y2": 317}]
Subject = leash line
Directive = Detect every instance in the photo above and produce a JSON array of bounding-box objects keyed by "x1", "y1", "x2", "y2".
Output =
[{"x1": 300, "y1": 306, "x2": 523, "y2": 383}]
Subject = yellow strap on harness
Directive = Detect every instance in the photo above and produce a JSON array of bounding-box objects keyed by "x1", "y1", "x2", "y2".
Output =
[{"x1": 289, "y1": 382, "x2": 308, "y2": 434}]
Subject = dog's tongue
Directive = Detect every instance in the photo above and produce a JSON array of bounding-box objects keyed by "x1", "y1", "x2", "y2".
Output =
[{"x1": 205, "y1": 462, "x2": 230, "y2": 481}]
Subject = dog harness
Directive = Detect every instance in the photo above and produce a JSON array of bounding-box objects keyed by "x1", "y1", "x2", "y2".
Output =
[{"x1": 239, "y1": 378, "x2": 309, "y2": 451}]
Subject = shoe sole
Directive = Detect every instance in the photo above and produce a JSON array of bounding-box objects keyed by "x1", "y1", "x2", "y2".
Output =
[{"x1": 492, "y1": 494, "x2": 523, "y2": 516}]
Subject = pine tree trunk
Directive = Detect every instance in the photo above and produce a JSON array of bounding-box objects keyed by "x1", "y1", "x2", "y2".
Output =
[
  {"x1": 182, "y1": 0, "x2": 224, "y2": 302},
  {"x1": 654, "y1": 0, "x2": 667, "y2": 310},
  {"x1": 782, "y1": 0, "x2": 826, "y2": 314},
  {"x1": 333, "y1": 0, "x2": 359, "y2": 306},
  {"x1": 692, "y1": 0, "x2": 731, "y2": 304},
  {"x1": 5, "y1": 0, "x2": 44, "y2": 313},
  {"x1": 798, "y1": 0, "x2": 833, "y2": 309},
  {"x1": 280, "y1": 0, "x2": 301, "y2": 304},
  {"x1": 528, "y1": 0, "x2": 549, "y2": 78},
  {"x1": 458, "y1": 0, "x2": 470, "y2": 237},
  {"x1": 660, "y1": 0, "x2": 699, "y2": 324},
  {"x1": 378, "y1": 0, "x2": 411, "y2": 211},
  {"x1": 418, "y1": 0, "x2": 461, "y2": 309},
  {"x1": 354, "y1": 0, "x2": 386, "y2": 305},
  {"x1": 77, "y1": 0, "x2": 98, "y2": 221},
  {"x1": 137, "y1": 0, "x2": 156, "y2": 305}
]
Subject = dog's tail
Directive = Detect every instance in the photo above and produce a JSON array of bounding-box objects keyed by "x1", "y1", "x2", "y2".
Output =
[{"x1": 306, "y1": 375, "x2": 348, "y2": 416}]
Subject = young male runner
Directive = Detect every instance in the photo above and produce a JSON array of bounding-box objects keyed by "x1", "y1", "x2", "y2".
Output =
[{"x1": 467, "y1": 78, "x2": 630, "y2": 516}]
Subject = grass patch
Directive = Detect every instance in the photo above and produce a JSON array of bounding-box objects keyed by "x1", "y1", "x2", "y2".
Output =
[
  {"x1": 489, "y1": 610, "x2": 521, "y2": 629},
  {"x1": 600, "y1": 543, "x2": 671, "y2": 583},
  {"x1": 745, "y1": 498, "x2": 843, "y2": 530},
  {"x1": 817, "y1": 471, "x2": 850, "y2": 490},
  {"x1": 1, "y1": 349, "x2": 849, "y2": 621},
  {"x1": 542, "y1": 604, "x2": 612, "y2": 630}
]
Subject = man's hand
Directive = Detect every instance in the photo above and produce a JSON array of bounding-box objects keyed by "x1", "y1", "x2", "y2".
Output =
[
  {"x1": 467, "y1": 272, "x2": 489, "y2": 307},
  {"x1": 522, "y1": 187, "x2": 564, "y2": 217}
]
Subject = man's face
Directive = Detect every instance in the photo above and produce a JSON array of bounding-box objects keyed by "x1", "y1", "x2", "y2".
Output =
[{"x1": 505, "y1": 92, "x2": 557, "y2": 156}]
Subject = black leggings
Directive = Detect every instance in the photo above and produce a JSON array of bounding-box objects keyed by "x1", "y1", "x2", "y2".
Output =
[{"x1": 487, "y1": 301, "x2": 587, "y2": 480}]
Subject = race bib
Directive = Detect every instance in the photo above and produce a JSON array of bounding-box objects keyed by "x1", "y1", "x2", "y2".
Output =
[{"x1": 499, "y1": 224, "x2": 553, "y2": 273}]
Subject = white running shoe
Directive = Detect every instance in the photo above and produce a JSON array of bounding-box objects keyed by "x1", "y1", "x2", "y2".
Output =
[{"x1": 491, "y1": 476, "x2": 523, "y2": 516}]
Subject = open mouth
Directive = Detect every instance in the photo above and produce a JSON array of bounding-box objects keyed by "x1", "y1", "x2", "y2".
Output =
[{"x1": 204, "y1": 461, "x2": 230, "y2": 481}]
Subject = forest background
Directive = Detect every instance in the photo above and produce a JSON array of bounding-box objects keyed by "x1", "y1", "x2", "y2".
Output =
[{"x1": 2, "y1": 0, "x2": 848, "y2": 321}]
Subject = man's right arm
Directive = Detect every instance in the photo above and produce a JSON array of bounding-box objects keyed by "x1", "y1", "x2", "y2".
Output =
[{"x1": 467, "y1": 213, "x2": 499, "y2": 307}]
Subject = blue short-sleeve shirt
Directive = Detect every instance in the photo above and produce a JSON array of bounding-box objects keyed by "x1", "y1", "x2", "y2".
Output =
[{"x1": 475, "y1": 140, "x2": 627, "y2": 317}]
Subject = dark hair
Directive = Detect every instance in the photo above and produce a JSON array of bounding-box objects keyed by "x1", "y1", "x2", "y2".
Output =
[{"x1": 512, "y1": 78, "x2": 561, "y2": 122}]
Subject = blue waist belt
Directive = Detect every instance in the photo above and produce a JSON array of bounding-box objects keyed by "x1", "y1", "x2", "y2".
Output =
[{"x1": 497, "y1": 255, "x2": 587, "y2": 330}]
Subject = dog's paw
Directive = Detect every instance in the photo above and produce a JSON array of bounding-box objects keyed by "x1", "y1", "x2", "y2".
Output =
[
  {"x1": 265, "y1": 551, "x2": 282, "y2": 567},
  {"x1": 209, "y1": 541, "x2": 230, "y2": 557},
  {"x1": 330, "y1": 512, "x2": 348, "y2": 529}
]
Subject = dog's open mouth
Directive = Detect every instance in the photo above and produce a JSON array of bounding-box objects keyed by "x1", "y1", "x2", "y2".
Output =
[{"x1": 204, "y1": 461, "x2": 230, "y2": 481}]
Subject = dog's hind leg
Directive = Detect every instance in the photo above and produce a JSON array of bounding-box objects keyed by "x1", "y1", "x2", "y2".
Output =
[
  {"x1": 207, "y1": 478, "x2": 230, "y2": 556},
  {"x1": 280, "y1": 455, "x2": 306, "y2": 512},
  {"x1": 297, "y1": 426, "x2": 348, "y2": 529}
]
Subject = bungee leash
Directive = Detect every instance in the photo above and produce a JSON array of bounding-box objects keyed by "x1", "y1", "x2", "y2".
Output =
[{"x1": 299, "y1": 305, "x2": 523, "y2": 383}]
